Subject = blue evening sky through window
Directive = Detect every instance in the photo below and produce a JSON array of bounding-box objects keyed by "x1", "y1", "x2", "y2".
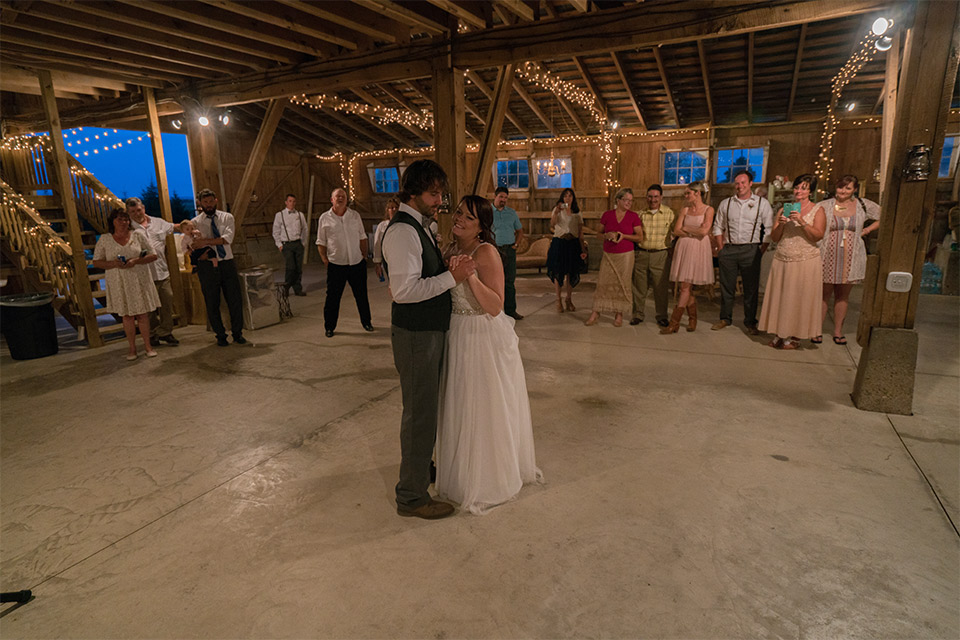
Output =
[{"x1": 51, "y1": 126, "x2": 193, "y2": 201}]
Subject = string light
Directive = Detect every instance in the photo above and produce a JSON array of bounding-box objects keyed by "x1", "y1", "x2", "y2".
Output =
[{"x1": 291, "y1": 93, "x2": 433, "y2": 132}]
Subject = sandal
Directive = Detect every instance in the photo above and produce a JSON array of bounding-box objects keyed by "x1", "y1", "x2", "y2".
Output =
[
  {"x1": 811, "y1": 335, "x2": 822, "y2": 344},
  {"x1": 565, "y1": 299, "x2": 576, "y2": 312},
  {"x1": 781, "y1": 339, "x2": 799, "y2": 350},
  {"x1": 833, "y1": 335, "x2": 847, "y2": 345},
  {"x1": 613, "y1": 315, "x2": 623, "y2": 327},
  {"x1": 768, "y1": 338, "x2": 783, "y2": 349},
  {"x1": 584, "y1": 313, "x2": 599, "y2": 326}
]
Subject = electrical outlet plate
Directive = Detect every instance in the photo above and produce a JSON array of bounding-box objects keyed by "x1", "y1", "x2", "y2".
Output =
[{"x1": 886, "y1": 271, "x2": 913, "y2": 292}]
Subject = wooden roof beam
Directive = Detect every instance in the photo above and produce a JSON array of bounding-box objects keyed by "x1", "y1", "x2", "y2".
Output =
[
  {"x1": 232, "y1": 99, "x2": 286, "y2": 227},
  {"x1": 0, "y1": 54, "x2": 167, "y2": 89},
  {"x1": 1, "y1": 16, "x2": 251, "y2": 76},
  {"x1": 611, "y1": 51, "x2": 646, "y2": 130},
  {"x1": 377, "y1": 83, "x2": 424, "y2": 114},
  {"x1": 471, "y1": 64, "x2": 515, "y2": 194},
  {"x1": 276, "y1": 0, "x2": 411, "y2": 44},
  {"x1": 198, "y1": 0, "x2": 369, "y2": 51},
  {"x1": 131, "y1": 0, "x2": 336, "y2": 58},
  {"x1": 427, "y1": 0, "x2": 488, "y2": 29},
  {"x1": 404, "y1": 78, "x2": 481, "y2": 142},
  {"x1": 512, "y1": 78, "x2": 558, "y2": 136},
  {"x1": 70, "y1": 0, "x2": 299, "y2": 65},
  {"x1": 322, "y1": 109, "x2": 396, "y2": 149},
  {"x1": 569, "y1": 0, "x2": 589, "y2": 13},
  {"x1": 557, "y1": 93, "x2": 588, "y2": 134},
  {"x1": 696, "y1": 40, "x2": 714, "y2": 125},
  {"x1": 572, "y1": 56, "x2": 607, "y2": 118},
  {"x1": 497, "y1": 1, "x2": 535, "y2": 22},
  {"x1": 355, "y1": 0, "x2": 448, "y2": 34},
  {"x1": 283, "y1": 105, "x2": 373, "y2": 151},
  {"x1": 786, "y1": 23, "x2": 808, "y2": 121},
  {"x1": 465, "y1": 70, "x2": 532, "y2": 138},
  {"x1": 652, "y1": 46, "x2": 680, "y2": 128},
  {"x1": 9, "y1": 1, "x2": 269, "y2": 72},
  {"x1": 232, "y1": 106, "x2": 328, "y2": 155}
]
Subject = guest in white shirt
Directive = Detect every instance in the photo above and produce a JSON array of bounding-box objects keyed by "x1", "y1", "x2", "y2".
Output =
[
  {"x1": 272, "y1": 194, "x2": 308, "y2": 296},
  {"x1": 710, "y1": 169, "x2": 774, "y2": 333},
  {"x1": 373, "y1": 197, "x2": 399, "y2": 282},
  {"x1": 316, "y1": 187, "x2": 372, "y2": 337},
  {"x1": 126, "y1": 197, "x2": 182, "y2": 346}
]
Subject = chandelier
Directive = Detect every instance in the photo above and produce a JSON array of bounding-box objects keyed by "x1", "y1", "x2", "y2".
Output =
[{"x1": 537, "y1": 148, "x2": 566, "y2": 177}]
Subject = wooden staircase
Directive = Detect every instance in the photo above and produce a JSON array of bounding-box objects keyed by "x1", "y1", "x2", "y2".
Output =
[{"x1": 1, "y1": 139, "x2": 128, "y2": 346}]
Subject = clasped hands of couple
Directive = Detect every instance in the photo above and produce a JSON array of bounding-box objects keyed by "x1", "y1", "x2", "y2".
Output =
[{"x1": 448, "y1": 254, "x2": 478, "y2": 282}]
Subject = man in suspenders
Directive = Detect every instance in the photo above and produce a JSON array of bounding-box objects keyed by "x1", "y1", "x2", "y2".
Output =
[
  {"x1": 272, "y1": 194, "x2": 308, "y2": 296},
  {"x1": 381, "y1": 160, "x2": 476, "y2": 520},
  {"x1": 710, "y1": 170, "x2": 774, "y2": 334}
]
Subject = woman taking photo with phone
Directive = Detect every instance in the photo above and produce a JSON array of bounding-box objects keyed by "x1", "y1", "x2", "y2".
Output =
[
  {"x1": 758, "y1": 174, "x2": 826, "y2": 349},
  {"x1": 546, "y1": 188, "x2": 587, "y2": 312}
]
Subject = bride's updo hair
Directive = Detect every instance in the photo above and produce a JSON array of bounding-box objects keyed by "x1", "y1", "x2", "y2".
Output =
[{"x1": 458, "y1": 195, "x2": 497, "y2": 245}]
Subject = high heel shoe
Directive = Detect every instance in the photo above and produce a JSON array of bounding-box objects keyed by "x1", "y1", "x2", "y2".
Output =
[{"x1": 565, "y1": 298, "x2": 576, "y2": 312}]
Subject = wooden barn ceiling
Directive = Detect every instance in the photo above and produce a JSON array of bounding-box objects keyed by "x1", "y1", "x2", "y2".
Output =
[{"x1": 0, "y1": 0, "x2": 909, "y2": 156}]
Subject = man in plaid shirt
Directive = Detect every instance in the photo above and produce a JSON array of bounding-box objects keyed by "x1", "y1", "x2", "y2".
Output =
[{"x1": 631, "y1": 184, "x2": 676, "y2": 327}]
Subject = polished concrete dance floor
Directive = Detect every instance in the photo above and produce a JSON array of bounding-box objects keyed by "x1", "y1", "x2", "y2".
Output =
[{"x1": 1, "y1": 268, "x2": 957, "y2": 638}]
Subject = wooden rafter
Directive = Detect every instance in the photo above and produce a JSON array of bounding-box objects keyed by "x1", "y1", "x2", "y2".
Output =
[
  {"x1": 427, "y1": 0, "x2": 488, "y2": 29},
  {"x1": 556, "y1": 93, "x2": 587, "y2": 134},
  {"x1": 276, "y1": 0, "x2": 410, "y2": 44},
  {"x1": 651, "y1": 46, "x2": 680, "y2": 127},
  {"x1": 355, "y1": 0, "x2": 448, "y2": 34},
  {"x1": 747, "y1": 32, "x2": 754, "y2": 123},
  {"x1": 696, "y1": 40, "x2": 714, "y2": 124},
  {"x1": 786, "y1": 23, "x2": 808, "y2": 121},
  {"x1": 465, "y1": 70, "x2": 532, "y2": 138},
  {"x1": 405, "y1": 78, "x2": 481, "y2": 142},
  {"x1": 512, "y1": 78, "x2": 557, "y2": 135},
  {"x1": 568, "y1": 0, "x2": 589, "y2": 13},
  {"x1": 472, "y1": 64, "x2": 515, "y2": 194},
  {"x1": 67, "y1": 0, "x2": 299, "y2": 65},
  {"x1": 5, "y1": 2, "x2": 268, "y2": 71},
  {"x1": 497, "y1": 1, "x2": 535, "y2": 22},
  {"x1": 611, "y1": 51, "x2": 646, "y2": 129},
  {"x1": 128, "y1": 0, "x2": 336, "y2": 58},
  {"x1": 233, "y1": 98, "x2": 285, "y2": 228},
  {"x1": 282, "y1": 105, "x2": 370, "y2": 151},
  {"x1": 377, "y1": 83, "x2": 423, "y2": 114},
  {"x1": 349, "y1": 86, "x2": 428, "y2": 144},
  {"x1": 324, "y1": 108, "x2": 395, "y2": 148},
  {"x1": 0, "y1": 65, "x2": 137, "y2": 97},
  {"x1": 198, "y1": 0, "x2": 368, "y2": 51},
  {"x1": 572, "y1": 56, "x2": 607, "y2": 118}
]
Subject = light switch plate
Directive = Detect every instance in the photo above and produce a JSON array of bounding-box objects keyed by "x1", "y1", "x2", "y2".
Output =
[{"x1": 886, "y1": 271, "x2": 913, "y2": 292}]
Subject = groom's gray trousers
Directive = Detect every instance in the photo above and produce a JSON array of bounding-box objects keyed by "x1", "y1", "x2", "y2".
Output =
[{"x1": 391, "y1": 325, "x2": 446, "y2": 508}]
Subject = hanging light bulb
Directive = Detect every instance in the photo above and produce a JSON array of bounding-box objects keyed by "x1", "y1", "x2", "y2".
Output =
[
  {"x1": 871, "y1": 17, "x2": 891, "y2": 36},
  {"x1": 875, "y1": 36, "x2": 893, "y2": 51},
  {"x1": 198, "y1": 115, "x2": 210, "y2": 126},
  {"x1": 171, "y1": 119, "x2": 183, "y2": 130},
  {"x1": 845, "y1": 101, "x2": 857, "y2": 112},
  {"x1": 219, "y1": 112, "x2": 231, "y2": 126}
]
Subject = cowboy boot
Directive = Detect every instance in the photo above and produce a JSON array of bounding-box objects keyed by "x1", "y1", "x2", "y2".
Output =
[
  {"x1": 686, "y1": 298, "x2": 698, "y2": 332},
  {"x1": 660, "y1": 306, "x2": 684, "y2": 334}
]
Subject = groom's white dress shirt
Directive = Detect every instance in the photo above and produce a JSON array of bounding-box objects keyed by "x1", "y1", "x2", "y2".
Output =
[{"x1": 381, "y1": 202, "x2": 455, "y2": 304}]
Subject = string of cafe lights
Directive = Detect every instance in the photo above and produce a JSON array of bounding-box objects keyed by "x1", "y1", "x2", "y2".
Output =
[
  {"x1": 816, "y1": 17, "x2": 894, "y2": 185},
  {"x1": 2, "y1": 129, "x2": 152, "y2": 157},
  {"x1": 290, "y1": 94, "x2": 433, "y2": 132}
]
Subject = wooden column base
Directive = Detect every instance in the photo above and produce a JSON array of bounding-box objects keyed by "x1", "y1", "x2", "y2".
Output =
[{"x1": 851, "y1": 327, "x2": 918, "y2": 416}]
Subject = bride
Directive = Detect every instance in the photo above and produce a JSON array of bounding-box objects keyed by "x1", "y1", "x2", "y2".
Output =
[{"x1": 436, "y1": 195, "x2": 542, "y2": 515}]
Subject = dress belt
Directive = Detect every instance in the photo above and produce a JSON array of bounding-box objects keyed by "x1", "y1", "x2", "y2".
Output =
[{"x1": 635, "y1": 247, "x2": 667, "y2": 252}]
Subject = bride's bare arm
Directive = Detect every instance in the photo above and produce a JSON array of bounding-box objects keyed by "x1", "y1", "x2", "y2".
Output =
[{"x1": 465, "y1": 243, "x2": 505, "y2": 316}]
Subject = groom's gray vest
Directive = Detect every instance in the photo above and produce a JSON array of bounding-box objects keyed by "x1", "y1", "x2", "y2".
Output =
[{"x1": 383, "y1": 210, "x2": 452, "y2": 332}]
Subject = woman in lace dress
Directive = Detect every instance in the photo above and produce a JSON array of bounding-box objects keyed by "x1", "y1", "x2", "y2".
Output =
[
  {"x1": 663, "y1": 181, "x2": 715, "y2": 334},
  {"x1": 758, "y1": 174, "x2": 826, "y2": 349},
  {"x1": 819, "y1": 174, "x2": 880, "y2": 345},
  {"x1": 91, "y1": 208, "x2": 161, "y2": 360},
  {"x1": 435, "y1": 195, "x2": 542, "y2": 515}
]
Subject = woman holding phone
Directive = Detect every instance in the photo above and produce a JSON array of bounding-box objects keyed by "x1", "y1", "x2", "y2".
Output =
[
  {"x1": 758, "y1": 174, "x2": 826, "y2": 349},
  {"x1": 546, "y1": 188, "x2": 587, "y2": 312},
  {"x1": 584, "y1": 188, "x2": 643, "y2": 327}
]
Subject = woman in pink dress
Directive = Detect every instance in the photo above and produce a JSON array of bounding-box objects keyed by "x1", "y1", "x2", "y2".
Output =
[
  {"x1": 663, "y1": 181, "x2": 715, "y2": 334},
  {"x1": 584, "y1": 188, "x2": 643, "y2": 327},
  {"x1": 758, "y1": 174, "x2": 826, "y2": 349}
]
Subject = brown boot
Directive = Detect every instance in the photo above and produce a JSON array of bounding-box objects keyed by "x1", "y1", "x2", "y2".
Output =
[
  {"x1": 686, "y1": 298, "x2": 698, "y2": 332},
  {"x1": 660, "y1": 306, "x2": 684, "y2": 334}
]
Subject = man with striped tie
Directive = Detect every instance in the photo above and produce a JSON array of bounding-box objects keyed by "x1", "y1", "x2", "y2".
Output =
[{"x1": 192, "y1": 188, "x2": 246, "y2": 346}]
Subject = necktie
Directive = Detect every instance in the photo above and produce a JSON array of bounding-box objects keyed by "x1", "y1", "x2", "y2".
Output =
[{"x1": 207, "y1": 213, "x2": 227, "y2": 258}]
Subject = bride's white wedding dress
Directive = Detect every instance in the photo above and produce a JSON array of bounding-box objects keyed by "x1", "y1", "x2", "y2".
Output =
[{"x1": 436, "y1": 278, "x2": 543, "y2": 515}]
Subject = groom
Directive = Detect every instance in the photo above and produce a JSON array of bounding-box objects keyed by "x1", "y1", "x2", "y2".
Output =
[{"x1": 381, "y1": 160, "x2": 476, "y2": 519}]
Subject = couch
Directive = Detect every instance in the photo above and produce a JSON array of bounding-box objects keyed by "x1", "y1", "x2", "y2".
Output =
[{"x1": 515, "y1": 235, "x2": 551, "y2": 272}]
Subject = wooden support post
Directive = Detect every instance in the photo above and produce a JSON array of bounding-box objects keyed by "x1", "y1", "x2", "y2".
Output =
[
  {"x1": 432, "y1": 59, "x2": 466, "y2": 240},
  {"x1": 471, "y1": 64, "x2": 514, "y2": 196},
  {"x1": 144, "y1": 86, "x2": 186, "y2": 327},
  {"x1": 38, "y1": 69, "x2": 103, "y2": 346},
  {"x1": 879, "y1": 30, "x2": 900, "y2": 200},
  {"x1": 185, "y1": 114, "x2": 222, "y2": 200},
  {"x1": 232, "y1": 99, "x2": 286, "y2": 228},
  {"x1": 853, "y1": 0, "x2": 960, "y2": 414}
]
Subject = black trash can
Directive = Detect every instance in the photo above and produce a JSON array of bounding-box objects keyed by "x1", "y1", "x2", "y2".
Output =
[{"x1": 0, "y1": 292, "x2": 59, "y2": 360}]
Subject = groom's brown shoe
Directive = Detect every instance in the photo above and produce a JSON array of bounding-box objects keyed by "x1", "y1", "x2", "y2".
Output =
[{"x1": 397, "y1": 499, "x2": 455, "y2": 520}]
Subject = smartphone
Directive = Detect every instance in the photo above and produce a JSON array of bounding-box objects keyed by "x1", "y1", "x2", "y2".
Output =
[{"x1": 783, "y1": 202, "x2": 801, "y2": 217}]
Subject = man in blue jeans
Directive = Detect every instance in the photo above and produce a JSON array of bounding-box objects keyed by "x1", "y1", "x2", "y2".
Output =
[{"x1": 491, "y1": 186, "x2": 525, "y2": 320}]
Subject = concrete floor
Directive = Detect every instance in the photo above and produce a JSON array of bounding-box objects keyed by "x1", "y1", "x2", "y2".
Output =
[{"x1": 1, "y1": 264, "x2": 958, "y2": 639}]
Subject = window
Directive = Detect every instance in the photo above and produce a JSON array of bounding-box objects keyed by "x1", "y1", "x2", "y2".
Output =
[
  {"x1": 495, "y1": 159, "x2": 529, "y2": 189},
  {"x1": 661, "y1": 149, "x2": 707, "y2": 186},
  {"x1": 939, "y1": 135, "x2": 958, "y2": 179},
  {"x1": 533, "y1": 156, "x2": 572, "y2": 189},
  {"x1": 715, "y1": 147, "x2": 765, "y2": 183},
  {"x1": 374, "y1": 167, "x2": 399, "y2": 194}
]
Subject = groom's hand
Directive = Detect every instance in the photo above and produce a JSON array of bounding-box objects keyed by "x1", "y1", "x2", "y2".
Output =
[{"x1": 450, "y1": 256, "x2": 476, "y2": 283}]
